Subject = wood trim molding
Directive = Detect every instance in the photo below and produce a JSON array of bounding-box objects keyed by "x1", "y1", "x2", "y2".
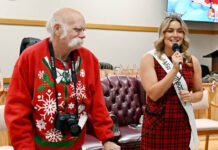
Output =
[
  {"x1": 0, "y1": 18, "x2": 218, "y2": 34},
  {"x1": 86, "y1": 23, "x2": 158, "y2": 32},
  {"x1": 0, "y1": 18, "x2": 46, "y2": 26},
  {"x1": 189, "y1": 29, "x2": 215, "y2": 35},
  {"x1": 3, "y1": 78, "x2": 11, "y2": 84}
]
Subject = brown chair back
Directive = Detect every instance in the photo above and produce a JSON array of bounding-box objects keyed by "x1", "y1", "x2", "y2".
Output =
[{"x1": 101, "y1": 75, "x2": 146, "y2": 126}]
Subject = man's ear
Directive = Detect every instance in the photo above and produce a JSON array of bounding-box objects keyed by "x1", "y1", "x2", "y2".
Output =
[{"x1": 54, "y1": 24, "x2": 62, "y2": 36}]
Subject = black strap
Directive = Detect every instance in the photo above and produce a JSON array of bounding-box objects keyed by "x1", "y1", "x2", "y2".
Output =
[
  {"x1": 49, "y1": 43, "x2": 59, "y2": 112},
  {"x1": 70, "y1": 52, "x2": 78, "y2": 118},
  {"x1": 48, "y1": 42, "x2": 78, "y2": 118},
  {"x1": 105, "y1": 137, "x2": 116, "y2": 143}
]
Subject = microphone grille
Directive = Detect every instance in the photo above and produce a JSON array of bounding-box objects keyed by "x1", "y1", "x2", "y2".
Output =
[{"x1": 172, "y1": 44, "x2": 180, "y2": 52}]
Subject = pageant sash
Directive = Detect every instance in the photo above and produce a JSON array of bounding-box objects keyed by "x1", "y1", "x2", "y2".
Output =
[{"x1": 148, "y1": 49, "x2": 200, "y2": 150}]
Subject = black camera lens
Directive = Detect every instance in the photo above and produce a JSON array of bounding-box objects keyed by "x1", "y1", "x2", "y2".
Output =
[
  {"x1": 69, "y1": 124, "x2": 81, "y2": 137},
  {"x1": 67, "y1": 115, "x2": 81, "y2": 137},
  {"x1": 55, "y1": 113, "x2": 81, "y2": 137}
]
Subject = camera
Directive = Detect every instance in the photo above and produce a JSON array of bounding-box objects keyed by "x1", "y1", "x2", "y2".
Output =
[{"x1": 55, "y1": 113, "x2": 81, "y2": 137}]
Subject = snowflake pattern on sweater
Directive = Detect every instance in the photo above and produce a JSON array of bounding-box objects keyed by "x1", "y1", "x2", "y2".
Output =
[{"x1": 34, "y1": 55, "x2": 88, "y2": 144}]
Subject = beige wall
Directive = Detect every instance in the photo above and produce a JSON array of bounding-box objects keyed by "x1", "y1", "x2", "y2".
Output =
[{"x1": 0, "y1": 0, "x2": 218, "y2": 77}]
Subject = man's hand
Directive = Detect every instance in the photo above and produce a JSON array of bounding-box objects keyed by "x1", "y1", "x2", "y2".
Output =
[{"x1": 104, "y1": 141, "x2": 120, "y2": 150}]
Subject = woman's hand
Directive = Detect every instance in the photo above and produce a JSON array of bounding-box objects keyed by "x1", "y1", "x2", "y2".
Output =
[
  {"x1": 180, "y1": 90, "x2": 192, "y2": 102},
  {"x1": 172, "y1": 51, "x2": 183, "y2": 72}
]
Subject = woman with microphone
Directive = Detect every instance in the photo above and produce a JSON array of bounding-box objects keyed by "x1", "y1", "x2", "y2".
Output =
[{"x1": 139, "y1": 13, "x2": 203, "y2": 150}]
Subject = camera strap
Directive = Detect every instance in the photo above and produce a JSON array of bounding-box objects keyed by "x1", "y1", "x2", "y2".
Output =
[{"x1": 48, "y1": 42, "x2": 79, "y2": 118}]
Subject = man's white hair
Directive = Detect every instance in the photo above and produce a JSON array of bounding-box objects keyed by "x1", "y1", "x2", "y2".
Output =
[{"x1": 46, "y1": 15, "x2": 67, "y2": 40}]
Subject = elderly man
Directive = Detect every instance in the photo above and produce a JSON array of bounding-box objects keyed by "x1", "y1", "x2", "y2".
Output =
[{"x1": 5, "y1": 8, "x2": 120, "y2": 150}]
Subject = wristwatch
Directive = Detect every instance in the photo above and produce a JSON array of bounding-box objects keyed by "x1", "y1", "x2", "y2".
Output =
[{"x1": 105, "y1": 137, "x2": 116, "y2": 143}]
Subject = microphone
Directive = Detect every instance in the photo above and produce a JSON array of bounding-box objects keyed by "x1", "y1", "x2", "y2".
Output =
[{"x1": 172, "y1": 44, "x2": 182, "y2": 72}]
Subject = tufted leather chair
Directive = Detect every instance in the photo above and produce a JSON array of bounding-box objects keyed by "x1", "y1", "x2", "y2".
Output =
[
  {"x1": 102, "y1": 75, "x2": 145, "y2": 149},
  {"x1": 82, "y1": 75, "x2": 146, "y2": 150}
]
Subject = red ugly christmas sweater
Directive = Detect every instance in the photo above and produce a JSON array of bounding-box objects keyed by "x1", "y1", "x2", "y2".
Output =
[{"x1": 5, "y1": 38, "x2": 114, "y2": 150}]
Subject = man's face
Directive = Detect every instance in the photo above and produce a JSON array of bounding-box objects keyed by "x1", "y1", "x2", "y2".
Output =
[{"x1": 62, "y1": 14, "x2": 86, "y2": 50}]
